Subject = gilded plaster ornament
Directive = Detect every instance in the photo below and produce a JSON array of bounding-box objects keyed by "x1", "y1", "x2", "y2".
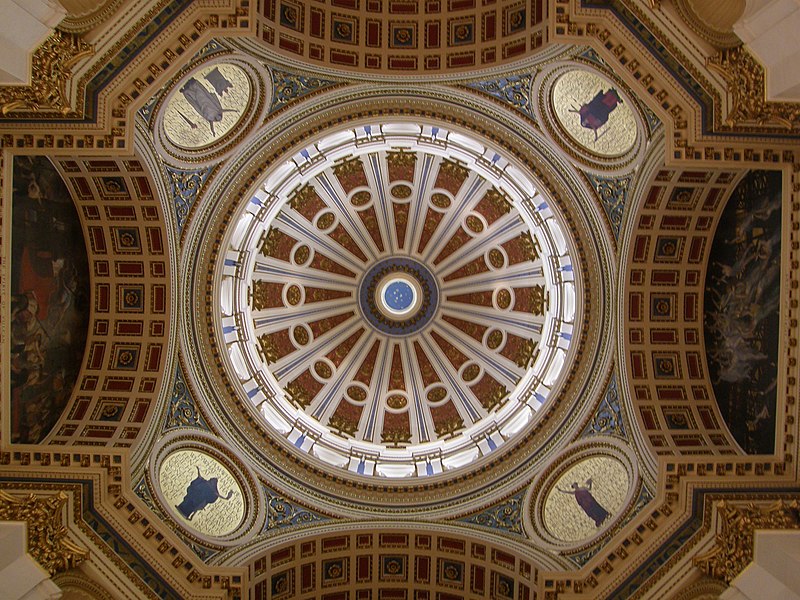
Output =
[
  {"x1": 0, "y1": 490, "x2": 88, "y2": 575},
  {"x1": 0, "y1": 30, "x2": 93, "y2": 116},
  {"x1": 693, "y1": 499, "x2": 800, "y2": 584},
  {"x1": 707, "y1": 46, "x2": 800, "y2": 131}
]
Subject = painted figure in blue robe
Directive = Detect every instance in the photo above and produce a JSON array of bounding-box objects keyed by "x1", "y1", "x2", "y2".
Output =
[
  {"x1": 175, "y1": 466, "x2": 235, "y2": 521},
  {"x1": 569, "y1": 88, "x2": 623, "y2": 142},
  {"x1": 558, "y1": 478, "x2": 609, "y2": 527}
]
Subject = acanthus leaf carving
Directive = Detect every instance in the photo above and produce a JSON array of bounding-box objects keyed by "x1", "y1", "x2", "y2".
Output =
[
  {"x1": 0, "y1": 490, "x2": 89, "y2": 575},
  {"x1": 0, "y1": 30, "x2": 93, "y2": 117},
  {"x1": 708, "y1": 45, "x2": 800, "y2": 132},
  {"x1": 693, "y1": 499, "x2": 800, "y2": 584}
]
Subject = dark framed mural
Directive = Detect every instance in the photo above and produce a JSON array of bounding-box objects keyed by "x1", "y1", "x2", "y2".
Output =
[
  {"x1": 704, "y1": 170, "x2": 781, "y2": 454},
  {"x1": 10, "y1": 156, "x2": 90, "y2": 443}
]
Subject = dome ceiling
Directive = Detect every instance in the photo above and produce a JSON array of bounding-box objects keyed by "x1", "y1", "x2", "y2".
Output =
[
  {"x1": 2, "y1": 1, "x2": 799, "y2": 598},
  {"x1": 219, "y1": 122, "x2": 579, "y2": 480}
]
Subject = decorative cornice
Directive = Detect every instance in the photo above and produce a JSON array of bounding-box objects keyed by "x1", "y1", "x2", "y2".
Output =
[
  {"x1": 693, "y1": 499, "x2": 800, "y2": 584},
  {"x1": 0, "y1": 30, "x2": 93, "y2": 116},
  {"x1": 0, "y1": 490, "x2": 89, "y2": 575},
  {"x1": 707, "y1": 46, "x2": 800, "y2": 132}
]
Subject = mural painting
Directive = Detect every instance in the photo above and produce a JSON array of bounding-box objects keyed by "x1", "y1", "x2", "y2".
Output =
[
  {"x1": 552, "y1": 70, "x2": 637, "y2": 157},
  {"x1": 704, "y1": 170, "x2": 781, "y2": 454},
  {"x1": 10, "y1": 156, "x2": 90, "y2": 443},
  {"x1": 162, "y1": 63, "x2": 251, "y2": 149},
  {"x1": 159, "y1": 450, "x2": 245, "y2": 537},
  {"x1": 569, "y1": 88, "x2": 623, "y2": 141},
  {"x1": 175, "y1": 466, "x2": 236, "y2": 520},
  {"x1": 543, "y1": 456, "x2": 628, "y2": 542},
  {"x1": 557, "y1": 479, "x2": 609, "y2": 526}
]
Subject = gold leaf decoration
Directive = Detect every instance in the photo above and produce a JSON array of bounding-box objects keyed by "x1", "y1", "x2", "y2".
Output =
[
  {"x1": 530, "y1": 285, "x2": 548, "y2": 316},
  {"x1": 438, "y1": 158, "x2": 469, "y2": 183},
  {"x1": 707, "y1": 46, "x2": 800, "y2": 131},
  {"x1": 483, "y1": 187, "x2": 512, "y2": 215},
  {"x1": 434, "y1": 416, "x2": 464, "y2": 438},
  {"x1": 381, "y1": 428, "x2": 412, "y2": 446},
  {"x1": 386, "y1": 150, "x2": 416, "y2": 168},
  {"x1": 251, "y1": 280, "x2": 272, "y2": 311},
  {"x1": 0, "y1": 30, "x2": 93, "y2": 117},
  {"x1": 259, "y1": 227, "x2": 278, "y2": 258},
  {"x1": 693, "y1": 499, "x2": 800, "y2": 584},
  {"x1": 258, "y1": 334, "x2": 279, "y2": 364},
  {"x1": 520, "y1": 231, "x2": 540, "y2": 261},
  {"x1": 333, "y1": 156, "x2": 363, "y2": 179},
  {"x1": 285, "y1": 381, "x2": 312, "y2": 408},
  {"x1": 329, "y1": 414, "x2": 359, "y2": 436},
  {"x1": 0, "y1": 490, "x2": 88, "y2": 575},
  {"x1": 290, "y1": 184, "x2": 318, "y2": 211},
  {"x1": 515, "y1": 339, "x2": 536, "y2": 369}
]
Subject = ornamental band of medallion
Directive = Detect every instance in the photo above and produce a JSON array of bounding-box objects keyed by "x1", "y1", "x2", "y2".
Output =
[{"x1": 218, "y1": 123, "x2": 579, "y2": 481}]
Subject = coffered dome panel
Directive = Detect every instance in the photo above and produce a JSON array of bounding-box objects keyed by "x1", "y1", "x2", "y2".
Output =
[
  {"x1": 249, "y1": 0, "x2": 549, "y2": 78},
  {"x1": 218, "y1": 122, "x2": 579, "y2": 481}
]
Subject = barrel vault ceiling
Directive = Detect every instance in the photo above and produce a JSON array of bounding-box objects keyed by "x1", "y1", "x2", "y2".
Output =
[{"x1": 1, "y1": 0, "x2": 799, "y2": 599}]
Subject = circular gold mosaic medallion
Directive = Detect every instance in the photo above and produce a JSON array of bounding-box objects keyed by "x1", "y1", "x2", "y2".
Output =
[
  {"x1": 163, "y1": 64, "x2": 251, "y2": 150},
  {"x1": 543, "y1": 456, "x2": 628, "y2": 542},
  {"x1": 158, "y1": 450, "x2": 244, "y2": 537},
  {"x1": 552, "y1": 70, "x2": 636, "y2": 157}
]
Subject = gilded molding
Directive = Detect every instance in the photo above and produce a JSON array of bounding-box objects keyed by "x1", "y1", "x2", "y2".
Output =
[
  {"x1": 672, "y1": 0, "x2": 741, "y2": 49},
  {"x1": 0, "y1": 30, "x2": 93, "y2": 116},
  {"x1": 58, "y1": 0, "x2": 127, "y2": 34},
  {"x1": 693, "y1": 499, "x2": 800, "y2": 584},
  {"x1": 707, "y1": 45, "x2": 800, "y2": 131},
  {"x1": 0, "y1": 490, "x2": 89, "y2": 575}
]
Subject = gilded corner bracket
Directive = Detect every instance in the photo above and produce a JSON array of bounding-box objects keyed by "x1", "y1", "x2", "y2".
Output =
[
  {"x1": 0, "y1": 490, "x2": 89, "y2": 575},
  {"x1": 707, "y1": 45, "x2": 800, "y2": 132},
  {"x1": 0, "y1": 29, "x2": 93, "y2": 117},
  {"x1": 693, "y1": 499, "x2": 800, "y2": 584}
]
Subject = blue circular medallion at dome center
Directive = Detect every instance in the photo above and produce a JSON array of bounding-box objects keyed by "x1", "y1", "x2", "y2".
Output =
[
  {"x1": 385, "y1": 281, "x2": 414, "y2": 311},
  {"x1": 358, "y1": 257, "x2": 439, "y2": 336}
]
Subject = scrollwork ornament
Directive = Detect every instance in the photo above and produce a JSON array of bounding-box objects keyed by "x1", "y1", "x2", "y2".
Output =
[
  {"x1": 0, "y1": 490, "x2": 89, "y2": 575},
  {"x1": 707, "y1": 46, "x2": 800, "y2": 131},
  {"x1": 266, "y1": 492, "x2": 325, "y2": 530},
  {"x1": 467, "y1": 75, "x2": 534, "y2": 117},
  {"x1": 164, "y1": 367, "x2": 210, "y2": 431},
  {"x1": 0, "y1": 30, "x2": 93, "y2": 117},
  {"x1": 167, "y1": 165, "x2": 214, "y2": 233},
  {"x1": 270, "y1": 70, "x2": 337, "y2": 113},
  {"x1": 463, "y1": 493, "x2": 525, "y2": 536},
  {"x1": 693, "y1": 499, "x2": 800, "y2": 584},
  {"x1": 585, "y1": 173, "x2": 630, "y2": 240}
]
